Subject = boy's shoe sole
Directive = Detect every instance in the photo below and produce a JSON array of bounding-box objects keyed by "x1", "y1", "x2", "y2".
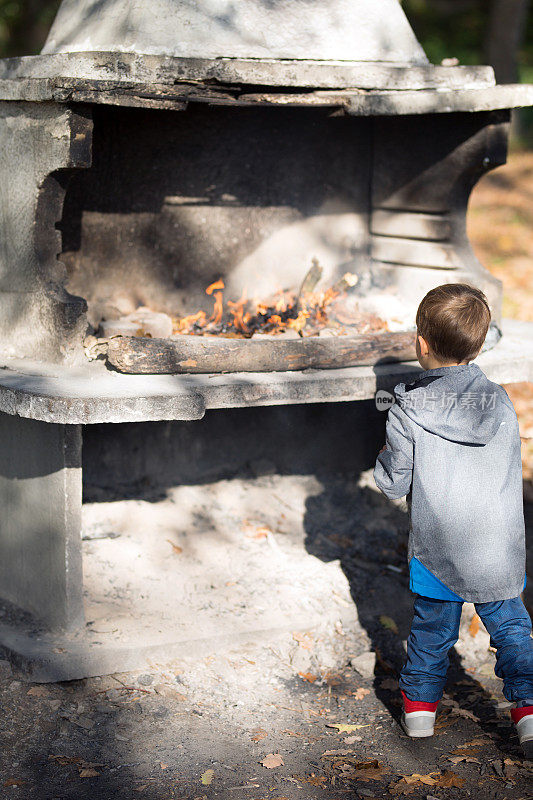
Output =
[{"x1": 401, "y1": 710, "x2": 436, "y2": 738}]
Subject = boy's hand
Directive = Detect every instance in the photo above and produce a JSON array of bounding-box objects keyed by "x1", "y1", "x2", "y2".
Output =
[{"x1": 379, "y1": 445, "x2": 387, "y2": 454}]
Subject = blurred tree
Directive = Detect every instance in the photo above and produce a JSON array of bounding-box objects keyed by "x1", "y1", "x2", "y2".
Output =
[
  {"x1": 0, "y1": 0, "x2": 60, "y2": 58},
  {"x1": 485, "y1": 0, "x2": 530, "y2": 83},
  {"x1": 403, "y1": 0, "x2": 532, "y2": 79}
]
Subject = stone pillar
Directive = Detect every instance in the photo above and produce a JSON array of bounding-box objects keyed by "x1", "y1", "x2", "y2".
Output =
[
  {"x1": 0, "y1": 101, "x2": 92, "y2": 363},
  {"x1": 0, "y1": 415, "x2": 83, "y2": 631}
]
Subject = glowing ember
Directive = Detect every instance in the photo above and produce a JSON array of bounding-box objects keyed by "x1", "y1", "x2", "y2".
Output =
[{"x1": 173, "y1": 265, "x2": 388, "y2": 338}]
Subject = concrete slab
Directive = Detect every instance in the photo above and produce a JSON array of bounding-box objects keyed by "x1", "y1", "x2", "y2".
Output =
[
  {"x1": 0, "y1": 52, "x2": 494, "y2": 91},
  {"x1": 0, "y1": 474, "x2": 368, "y2": 681},
  {"x1": 0, "y1": 318, "x2": 530, "y2": 424}
]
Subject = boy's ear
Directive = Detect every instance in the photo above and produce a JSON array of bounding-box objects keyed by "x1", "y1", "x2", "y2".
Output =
[{"x1": 417, "y1": 333, "x2": 430, "y2": 357}]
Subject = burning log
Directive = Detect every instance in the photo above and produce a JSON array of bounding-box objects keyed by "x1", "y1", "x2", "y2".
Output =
[{"x1": 106, "y1": 330, "x2": 416, "y2": 374}]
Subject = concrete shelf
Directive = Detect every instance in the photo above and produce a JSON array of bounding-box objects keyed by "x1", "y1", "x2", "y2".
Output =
[{"x1": 0, "y1": 318, "x2": 530, "y2": 425}]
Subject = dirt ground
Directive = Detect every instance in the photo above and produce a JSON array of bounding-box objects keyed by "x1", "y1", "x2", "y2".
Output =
[
  {"x1": 1, "y1": 469, "x2": 532, "y2": 800},
  {"x1": 1, "y1": 151, "x2": 533, "y2": 800}
]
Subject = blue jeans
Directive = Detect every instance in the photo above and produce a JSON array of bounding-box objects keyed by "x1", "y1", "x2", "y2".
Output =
[{"x1": 399, "y1": 595, "x2": 533, "y2": 704}]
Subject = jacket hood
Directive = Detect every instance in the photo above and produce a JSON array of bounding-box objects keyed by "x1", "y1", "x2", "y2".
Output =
[{"x1": 394, "y1": 363, "x2": 509, "y2": 445}]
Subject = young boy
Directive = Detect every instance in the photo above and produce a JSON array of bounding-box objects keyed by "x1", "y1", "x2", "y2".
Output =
[{"x1": 373, "y1": 283, "x2": 533, "y2": 757}]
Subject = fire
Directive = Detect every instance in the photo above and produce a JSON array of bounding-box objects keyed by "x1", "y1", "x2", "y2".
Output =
[{"x1": 172, "y1": 263, "x2": 388, "y2": 338}]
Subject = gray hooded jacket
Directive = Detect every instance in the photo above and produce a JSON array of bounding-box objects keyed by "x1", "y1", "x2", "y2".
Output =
[{"x1": 373, "y1": 362, "x2": 525, "y2": 603}]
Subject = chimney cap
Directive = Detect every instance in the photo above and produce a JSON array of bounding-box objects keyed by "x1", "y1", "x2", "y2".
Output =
[{"x1": 41, "y1": 0, "x2": 429, "y2": 65}]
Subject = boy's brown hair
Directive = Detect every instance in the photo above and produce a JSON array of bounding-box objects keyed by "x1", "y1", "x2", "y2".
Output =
[{"x1": 416, "y1": 283, "x2": 491, "y2": 363}]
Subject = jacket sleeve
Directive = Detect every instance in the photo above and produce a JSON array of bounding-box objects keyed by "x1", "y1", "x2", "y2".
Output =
[{"x1": 373, "y1": 403, "x2": 414, "y2": 499}]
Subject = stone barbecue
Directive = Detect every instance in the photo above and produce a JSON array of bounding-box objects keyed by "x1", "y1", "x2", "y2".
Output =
[{"x1": 0, "y1": 0, "x2": 532, "y2": 679}]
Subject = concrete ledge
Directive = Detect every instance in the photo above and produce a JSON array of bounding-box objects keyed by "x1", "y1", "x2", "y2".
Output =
[
  {"x1": 0, "y1": 611, "x2": 357, "y2": 683},
  {"x1": 0, "y1": 52, "x2": 494, "y2": 91},
  {"x1": 1, "y1": 77, "x2": 532, "y2": 116},
  {"x1": 0, "y1": 318, "x2": 530, "y2": 424}
]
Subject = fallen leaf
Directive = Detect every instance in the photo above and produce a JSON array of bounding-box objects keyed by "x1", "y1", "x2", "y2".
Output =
[
  {"x1": 3, "y1": 779, "x2": 27, "y2": 788},
  {"x1": 457, "y1": 738, "x2": 490, "y2": 747},
  {"x1": 374, "y1": 647, "x2": 394, "y2": 673},
  {"x1": 49, "y1": 755, "x2": 83, "y2": 766},
  {"x1": 451, "y1": 707, "x2": 480, "y2": 722},
  {"x1": 166, "y1": 539, "x2": 183, "y2": 555},
  {"x1": 343, "y1": 735, "x2": 362, "y2": 743},
  {"x1": 379, "y1": 615, "x2": 399, "y2": 634},
  {"x1": 296, "y1": 774, "x2": 327, "y2": 785},
  {"x1": 201, "y1": 769, "x2": 214, "y2": 785},
  {"x1": 292, "y1": 631, "x2": 314, "y2": 650},
  {"x1": 436, "y1": 770, "x2": 465, "y2": 788},
  {"x1": 403, "y1": 773, "x2": 437, "y2": 785},
  {"x1": 469, "y1": 613, "x2": 481, "y2": 637},
  {"x1": 450, "y1": 746, "x2": 482, "y2": 756},
  {"x1": 178, "y1": 358, "x2": 197, "y2": 367},
  {"x1": 27, "y1": 686, "x2": 49, "y2": 697},
  {"x1": 345, "y1": 760, "x2": 388, "y2": 781},
  {"x1": 298, "y1": 672, "x2": 317, "y2": 683},
  {"x1": 322, "y1": 749, "x2": 355, "y2": 757},
  {"x1": 352, "y1": 687, "x2": 370, "y2": 700},
  {"x1": 326, "y1": 723, "x2": 370, "y2": 733},
  {"x1": 79, "y1": 768, "x2": 100, "y2": 778},
  {"x1": 251, "y1": 728, "x2": 268, "y2": 742},
  {"x1": 261, "y1": 753, "x2": 284, "y2": 769},
  {"x1": 323, "y1": 671, "x2": 342, "y2": 686},
  {"x1": 160, "y1": 762, "x2": 168, "y2": 770},
  {"x1": 448, "y1": 755, "x2": 481, "y2": 765}
]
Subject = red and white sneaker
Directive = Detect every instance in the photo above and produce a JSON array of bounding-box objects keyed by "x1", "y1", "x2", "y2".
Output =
[
  {"x1": 400, "y1": 690, "x2": 439, "y2": 738},
  {"x1": 511, "y1": 706, "x2": 533, "y2": 758}
]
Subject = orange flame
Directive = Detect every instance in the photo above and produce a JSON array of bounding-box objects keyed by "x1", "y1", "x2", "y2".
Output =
[{"x1": 171, "y1": 269, "x2": 374, "y2": 338}]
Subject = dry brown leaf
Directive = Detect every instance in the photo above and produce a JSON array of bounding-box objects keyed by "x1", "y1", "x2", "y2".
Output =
[
  {"x1": 3, "y1": 779, "x2": 27, "y2": 788},
  {"x1": 166, "y1": 539, "x2": 183, "y2": 555},
  {"x1": 457, "y1": 738, "x2": 490, "y2": 747},
  {"x1": 261, "y1": 753, "x2": 284, "y2": 769},
  {"x1": 436, "y1": 770, "x2": 465, "y2": 788},
  {"x1": 469, "y1": 613, "x2": 481, "y2": 637},
  {"x1": 297, "y1": 774, "x2": 327, "y2": 786},
  {"x1": 321, "y1": 749, "x2": 354, "y2": 757},
  {"x1": 251, "y1": 728, "x2": 268, "y2": 742},
  {"x1": 447, "y1": 755, "x2": 480, "y2": 764},
  {"x1": 374, "y1": 647, "x2": 394, "y2": 673},
  {"x1": 323, "y1": 671, "x2": 342, "y2": 686},
  {"x1": 49, "y1": 755, "x2": 83, "y2": 766},
  {"x1": 450, "y1": 746, "x2": 482, "y2": 756},
  {"x1": 451, "y1": 707, "x2": 480, "y2": 722},
  {"x1": 352, "y1": 687, "x2": 370, "y2": 700},
  {"x1": 400, "y1": 773, "x2": 438, "y2": 786},
  {"x1": 26, "y1": 685, "x2": 49, "y2": 697},
  {"x1": 79, "y1": 768, "x2": 100, "y2": 778},
  {"x1": 326, "y1": 723, "x2": 370, "y2": 733},
  {"x1": 200, "y1": 768, "x2": 214, "y2": 785},
  {"x1": 298, "y1": 672, "x2": 317, "y2": 683},
  {"x1": 292, "y1": 631, "x2": 314, "y2": 650}
]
